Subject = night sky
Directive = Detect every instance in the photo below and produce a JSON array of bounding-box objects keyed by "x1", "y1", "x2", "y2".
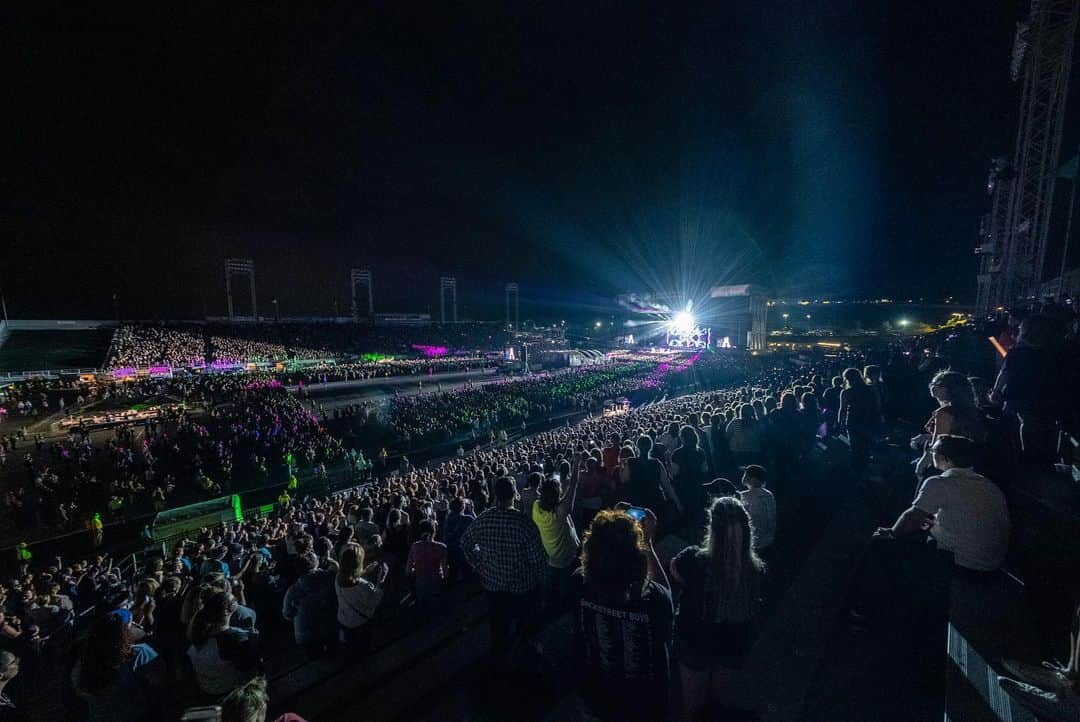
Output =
[{"x1": 5, "y1": 1, "x2": 1027, "y2": 321}]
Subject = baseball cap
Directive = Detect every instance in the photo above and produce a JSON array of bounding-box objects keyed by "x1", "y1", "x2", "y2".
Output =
[{"x1": 739, "y1": 465, "x2": 767, "y2": 482}]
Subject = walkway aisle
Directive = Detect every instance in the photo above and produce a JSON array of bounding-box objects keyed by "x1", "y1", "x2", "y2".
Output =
[{"x1": 728, "y1": 484, "x2": 878, "y2": 720}]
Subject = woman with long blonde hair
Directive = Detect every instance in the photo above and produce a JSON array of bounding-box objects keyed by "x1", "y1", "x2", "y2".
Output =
[
  {"x1": 671, "y1": 496, "x2": 764, "y2": 721},
  {"x1": 335, "y1": 543, "x2": 387, "y2": 657}
]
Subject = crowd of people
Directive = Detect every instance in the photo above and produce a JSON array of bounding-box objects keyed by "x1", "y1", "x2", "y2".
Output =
[
  {"x1": 0, "y1": 298, "x2": 1076, "y2": 721},
  {"x1": 284, "y1": 355, "x2": 496, "y2": 386},
  {"x1": 0, "y1": 375, "x2": 347, "y2": 538},
  {"x1": 0, "y1": 345, "x2": 858, "y2": 720},
  {"x1": 386, "y1": 355, "x2": 747, "y2": 446},
  {"x1": 105, "y1": 325, "x2": 206, "y2": 369},
  {"x1": 207, "y1": 325, "x2": 326, "y2": 364},
  {"x1": 96, "y1": 321, "x2": 518, "y2": 373},
  {"x1": 281, "y1": 322, "x2": 515, "y2": 358}
]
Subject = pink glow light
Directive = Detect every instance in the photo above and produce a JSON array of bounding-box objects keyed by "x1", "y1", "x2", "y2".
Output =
[
  {"x1": 412, "y1": 344, "x2": 449, "y2": 357},
  {"x1": 641, "y1": 352, "x2": 701, "y2": 389}
]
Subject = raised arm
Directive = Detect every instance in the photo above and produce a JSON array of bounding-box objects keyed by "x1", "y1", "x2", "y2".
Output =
[
  {"x1": 640, "y1": 510, "x2": 668, "y2": 590},
  {"x1": 558, "y1": 455, "x2": 583, "y2": 517}
]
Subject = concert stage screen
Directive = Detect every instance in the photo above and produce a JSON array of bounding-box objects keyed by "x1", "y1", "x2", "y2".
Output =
[{"x1": 666, "y1": 326, "x2": 711, "y2": 349}]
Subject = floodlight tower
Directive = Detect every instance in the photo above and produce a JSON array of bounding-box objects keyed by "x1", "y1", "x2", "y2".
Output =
[
  {"x1": 224, "y1": 258, "x2": 257, "y2": 319},
  {"x1": 440, "y1": 276, "x2": 458, "y2": 324},
  {"x1": 350, "y1": 269, "x2": 373, "y2": 320},
  {"x1": 977, "y1": 0, "x2": 1080, "y2": 312},
  {"x1": 505, "y1": 283, "x2": 519, "y2": 330}
]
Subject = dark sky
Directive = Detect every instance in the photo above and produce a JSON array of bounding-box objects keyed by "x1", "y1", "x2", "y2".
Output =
[{"x1": 4, "y1": 1, "x2": 1025, "y2": 320}]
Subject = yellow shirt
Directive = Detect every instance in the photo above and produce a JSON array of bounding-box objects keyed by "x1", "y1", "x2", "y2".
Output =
[{"x1": 531, "y1": 501, "x2": 579, "y2": 569}]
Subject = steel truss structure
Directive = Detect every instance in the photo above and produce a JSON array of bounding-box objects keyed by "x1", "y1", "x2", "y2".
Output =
[{"x1": 977, "y1": 0, "x2": 1080, "y2": 313}]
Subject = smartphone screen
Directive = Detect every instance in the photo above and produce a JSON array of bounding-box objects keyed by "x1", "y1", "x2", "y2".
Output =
[{"x1": 181, "y1": 706, "x2": 222, "y2": 722}]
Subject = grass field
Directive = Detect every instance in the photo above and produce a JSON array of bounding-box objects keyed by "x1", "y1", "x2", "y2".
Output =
[{"x1": 0, "y1": 329, "x2": 114, "y2": 371}]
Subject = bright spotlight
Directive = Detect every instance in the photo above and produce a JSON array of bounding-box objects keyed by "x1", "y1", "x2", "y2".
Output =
[
  {"x1": 898, "y1": 318, "x2": 911, "y2": 327},
  {"x1": 669, "y1": 311, "x2": 696, "y2": 334}
]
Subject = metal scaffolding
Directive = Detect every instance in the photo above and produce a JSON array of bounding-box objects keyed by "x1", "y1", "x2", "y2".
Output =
[{"x1": 977, "y1": 0, "x2": 1080, "y2": 313}]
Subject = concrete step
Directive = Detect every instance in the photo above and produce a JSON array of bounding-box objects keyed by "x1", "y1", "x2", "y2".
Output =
[{"x1": 273, "y1": 586, "x2": 488, "y2": 720}]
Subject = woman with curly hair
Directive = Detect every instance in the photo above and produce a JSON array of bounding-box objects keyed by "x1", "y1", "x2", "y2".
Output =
[{"x1": 572, "y1": 507, "x2": 671, "y2": 722}]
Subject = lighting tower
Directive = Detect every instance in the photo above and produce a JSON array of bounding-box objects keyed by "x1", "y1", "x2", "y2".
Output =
[
  {"x1": 440, "y1": 276, "x2": 457, "y2": 324},
  {"x1": 977, "y1": 0, "x2": 1080, "y2": 313},
  {"x1": 224, "y1": 258, "x2": 257, "y2": 319},
  {"x1": 350, "y1": 269, "x2": 373, "y2": 320},
  {"x1": 505, "y1": 283, "x2": 519, "y2": 330}
]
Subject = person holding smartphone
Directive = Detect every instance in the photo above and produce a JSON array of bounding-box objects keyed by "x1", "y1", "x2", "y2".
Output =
[{"x1": 571, "y1": 506, "x2": 671, "y2": 722}]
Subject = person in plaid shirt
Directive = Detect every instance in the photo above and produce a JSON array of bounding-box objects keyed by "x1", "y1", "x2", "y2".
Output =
[{"x1": 461, "y1": 476, "x2": 546, "y2": 661}]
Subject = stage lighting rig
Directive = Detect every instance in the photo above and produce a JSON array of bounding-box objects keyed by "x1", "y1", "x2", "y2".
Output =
[{"x1": 669, "y1": 311, "x2": 696, "y2": 335}]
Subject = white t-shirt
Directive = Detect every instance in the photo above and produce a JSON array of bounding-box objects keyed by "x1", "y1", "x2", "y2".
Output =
[
  {"x1": 739, "y1": 487, "x2": 776, "y2": 549},
  {"x1": 913, "y1": 467, "x2": 1010, "y2": 571}
]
